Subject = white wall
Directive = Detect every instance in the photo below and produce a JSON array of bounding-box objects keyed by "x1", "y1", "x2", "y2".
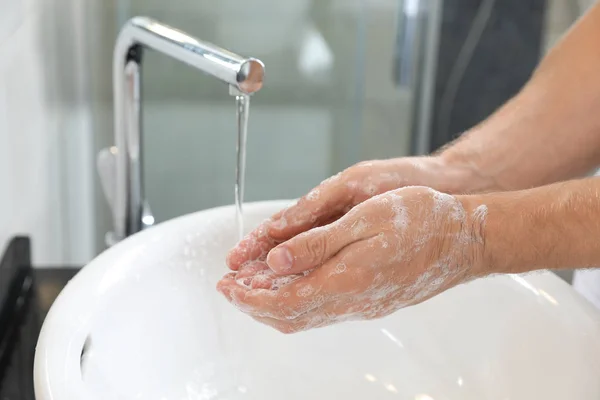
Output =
[{"x1": 0, "y1": 0, "x2": 95, "y2": 266}]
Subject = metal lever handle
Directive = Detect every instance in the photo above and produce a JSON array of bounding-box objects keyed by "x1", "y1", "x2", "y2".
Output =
[
  {"x1": 394, "y1": 0, "x2": 423, "y2": 89},
  {"x1": 97, "y1": 147, "x2": 155, "y2": 247}
]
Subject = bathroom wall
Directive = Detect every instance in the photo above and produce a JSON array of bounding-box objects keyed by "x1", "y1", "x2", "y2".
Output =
[
  {"x1": 0, "y1": 0, "x2": 429, "y2": 260},
  {"x1": 0, "y1": 0, "x2": 95, "y2": 265},
  {"x1": 88, "y1": 0, "x2": 424, "y2": 253},
  {"x1": 1, "y1": 0, "x2": 586, "y2": 265}
]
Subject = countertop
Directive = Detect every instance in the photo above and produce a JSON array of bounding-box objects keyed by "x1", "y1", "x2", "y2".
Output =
[{"x1": 0, "y1": 267, "x2": 80, "y2": 400}]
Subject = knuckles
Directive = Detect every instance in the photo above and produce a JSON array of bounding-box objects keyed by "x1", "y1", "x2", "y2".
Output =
[{"x1": 299, "y1": 232, "x2": 329, "y2": 266}]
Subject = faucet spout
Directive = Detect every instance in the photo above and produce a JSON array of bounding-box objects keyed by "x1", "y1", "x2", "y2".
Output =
[{"x1": 108, "y1": 17, "x2": 265, "y2": 244}]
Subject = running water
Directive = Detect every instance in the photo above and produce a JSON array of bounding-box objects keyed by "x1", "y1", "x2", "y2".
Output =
[
  {"x1": 204, "y1": 92, "x2": 251, "y2": 399},
  {"x1": 217, "y1": 92, "x2": 251, "y2": 398},
  {"x1": 235, "y1": 94, "x2": 250, "y2": 241}
]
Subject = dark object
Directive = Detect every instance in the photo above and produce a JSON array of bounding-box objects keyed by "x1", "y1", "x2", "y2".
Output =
[
  {"x1": 0, "y1": 237, "x2": 35, "y2": 399},
  {"x1": 0, "y1": 237, "x2": 80, "y2": 399},
  {"x1": 429, "y1": 0, "x2": 547, "y2": 152}
]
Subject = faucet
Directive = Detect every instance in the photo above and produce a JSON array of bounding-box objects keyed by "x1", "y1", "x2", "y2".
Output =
[
  {"x1": 393, "y1": 0, "x2": 441, "y2": 156},
  {"x1": 98, "y1": 17, "x2": 265, "y2": 246}
]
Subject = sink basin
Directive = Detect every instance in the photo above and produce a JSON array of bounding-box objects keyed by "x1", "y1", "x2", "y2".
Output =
[{"x1": 34, "y1": 200, "x2": 600, "y2": 399}]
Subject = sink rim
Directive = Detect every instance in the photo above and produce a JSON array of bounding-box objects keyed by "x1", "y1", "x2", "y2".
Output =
[
  {"x1": 33, "y1": 200, "x2": 292, "y2": 400},
  {"x1": 33, "y1": 200, "x2": 600, "y2": 399}
]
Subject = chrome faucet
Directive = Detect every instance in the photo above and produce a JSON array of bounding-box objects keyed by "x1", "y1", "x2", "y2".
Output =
[
  {"x1": 98, "y1": 17, "x2": 265, "y2": 246},
  {"x1": 393, "y1": 0, "x2": 442, "y2": 156}
]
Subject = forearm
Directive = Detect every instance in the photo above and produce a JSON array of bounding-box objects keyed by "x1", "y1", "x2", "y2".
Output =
[
  {"x1": 438, "y1": 3, "x2": 600, "y2": 192},
  {"x1": 464, "y1": 177, "x2": 600, "y2": 276}
]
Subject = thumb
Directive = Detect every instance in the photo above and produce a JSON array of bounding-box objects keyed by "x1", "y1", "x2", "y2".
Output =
[
  {"x1": 266, "y1": 226, "x2": 345, "y2": 274},
  {"x1": 266, "y1": 210, "x2": 376, "y2": 274}
]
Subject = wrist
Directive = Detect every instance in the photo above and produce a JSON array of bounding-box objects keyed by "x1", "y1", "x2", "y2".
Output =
[
  {"x1": 455, "y1": 194, "x2": 496, "y2": 278},
  {"x1": 458, "y1": 188, "x2": 554, "y2": 278},
  {"x1": 431, "y1": 152, "x2": 500, "y2": 195}
]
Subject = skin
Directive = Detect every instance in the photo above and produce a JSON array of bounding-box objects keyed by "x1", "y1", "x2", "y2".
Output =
[{"x1": 217, "y1": 3, "x2": 600, "y2": 333}]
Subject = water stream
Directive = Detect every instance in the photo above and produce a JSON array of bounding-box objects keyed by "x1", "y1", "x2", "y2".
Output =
[
  {"x1": 218, "y1": 92, "x2": 251, "y2": 398},
  {"x1": 234, "y1": 94, "x2": 250, "y2": 241}
]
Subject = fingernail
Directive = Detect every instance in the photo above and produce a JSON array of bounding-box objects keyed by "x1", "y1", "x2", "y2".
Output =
[{"x1": 267, "y1": 246, "x2": 294, "y2": 272}]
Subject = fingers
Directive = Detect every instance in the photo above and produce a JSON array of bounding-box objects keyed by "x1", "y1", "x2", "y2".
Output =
[
  {"x1": 251, "y1": 314, "x2": 338, "y2": 334},
  {"x1": 230, "y1": 270, "x2": 326, "y2": 320},
  {"x1": 226, "y1": 221, "x2": 277, "y2": 270},
  {"x1": 266, "y1": 205, "x2": 383, "y2": 274},
  {"x1": 267, "y1": 172, "x2": 352, "y2": 241},
  {"x1": 236, "y1": 260, "x2": 269, "y2": 278},
  {"x1": 226, "y1": 237, "x2": 384, "y2": 319},
  {"x1": 218, "y1": 235, "x2": 402, "y2": 334},
  {"x1": 252, "y1": 302, "x2": 365, "y2": 334},
  {"x1": 250, "y1": 296, "x2": 399, "y2": 334},
  {"x1": 234, "y1": 260, "x2": 270, "y2": 288},
  {"x1": 226, "y1": 169, "x2": 357, "y2": 271},
  {"x1": 231, "y1": 260, "x2": 305, "y2": 290},
  {"x1": 225, "y1": 200, "x2": 345, "y2": 271},
  {"x1": 226, "y1": 161, "x2": 413, "y2": 271}
]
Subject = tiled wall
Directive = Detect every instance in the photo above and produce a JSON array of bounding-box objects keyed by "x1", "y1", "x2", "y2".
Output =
[{"x1": 0, "y1": 0, "x2": 95, "y2": 265}]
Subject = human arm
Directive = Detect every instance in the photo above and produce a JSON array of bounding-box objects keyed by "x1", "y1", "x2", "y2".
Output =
[
  {"x1": 226, "y1": 2, "x2": 600, "y2": 272},
  {"x1": 439, "y1": 1, "x2": 600, "y2": 191},
  {"x1": 474, "y1": 177, "x2": 600, "y2": 274},
  {"x1": 218, "y1": 178, "x2": 600, "y2": 333}
]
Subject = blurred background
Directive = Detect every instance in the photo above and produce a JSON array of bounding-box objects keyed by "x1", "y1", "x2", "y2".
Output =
[
  {"x1": 1, "y1": 2, "x2": 599, "y2": 397},
  {"x1": 0, "y1": 0, "x2": 595, "y2": 267}
]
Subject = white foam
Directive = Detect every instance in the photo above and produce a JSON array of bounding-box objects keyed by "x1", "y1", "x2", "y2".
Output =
[
  {"x1": 296, "y1": 284, "x2": 315, "y2": 298},
  {"x1": 351, "y1": 217, "x2": 369, "y2": 238},
  {"x1": 306, "y1": 188, "x2": 320, "y2": 201},
  {"x1": 473, "y1": 204, "x2": 488, "y2": 221},
  {"x1": 389, "y1": 194, "x2": 409, "y2": 231}
]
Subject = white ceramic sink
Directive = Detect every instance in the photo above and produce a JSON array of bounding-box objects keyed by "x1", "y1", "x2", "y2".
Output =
[{"x1": 35, "y1": 201, "x2": 600, "y2": 400}]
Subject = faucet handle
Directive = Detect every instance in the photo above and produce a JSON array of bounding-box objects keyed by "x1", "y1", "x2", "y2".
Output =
[
  {"x1": 97, "y1": 147, "x2": 117, "y2": 211},
  {"x1": 97, "y1": 147, "x2": 119, "y2": 247},
  {"x1": 97, "y1": 146, "x2": 155, "y2": 247}
]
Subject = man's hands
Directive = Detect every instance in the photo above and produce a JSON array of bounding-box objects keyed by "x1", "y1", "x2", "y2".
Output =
[
  {"x1": 218, "y1": 186, "x2": 487, "y2": 334},
  {"x1": 225, "y1": 156, "x2": 475, "y2": 273}
]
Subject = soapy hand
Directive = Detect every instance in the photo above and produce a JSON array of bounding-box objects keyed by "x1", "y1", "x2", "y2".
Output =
[
  {"x1": 225, "y1": 157, "x2": 458, "y2": 272},
  {"x1": 217, "y1": 186, "x2": 488, "y2": 333}
]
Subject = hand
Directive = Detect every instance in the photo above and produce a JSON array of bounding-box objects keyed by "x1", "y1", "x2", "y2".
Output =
[
  {"x1": 217, "y1": 186, "x2": 488, "y2": 333},
  {"x1": 225, "y1": 156, "x2": 469, "y2": 275}
]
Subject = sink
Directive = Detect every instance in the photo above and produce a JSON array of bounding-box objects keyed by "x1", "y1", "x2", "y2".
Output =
[{"x1": 34, "y1": 200, "x2": 600, "y2": 399}]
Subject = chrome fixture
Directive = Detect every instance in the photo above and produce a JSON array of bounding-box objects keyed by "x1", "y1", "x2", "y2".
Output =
[
  {"x1": 393, "y1": 0, "x2": 442, "y2": 155},
  {"x1": 98, "y1": 17, "x2": 265, "y2": 246}
]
